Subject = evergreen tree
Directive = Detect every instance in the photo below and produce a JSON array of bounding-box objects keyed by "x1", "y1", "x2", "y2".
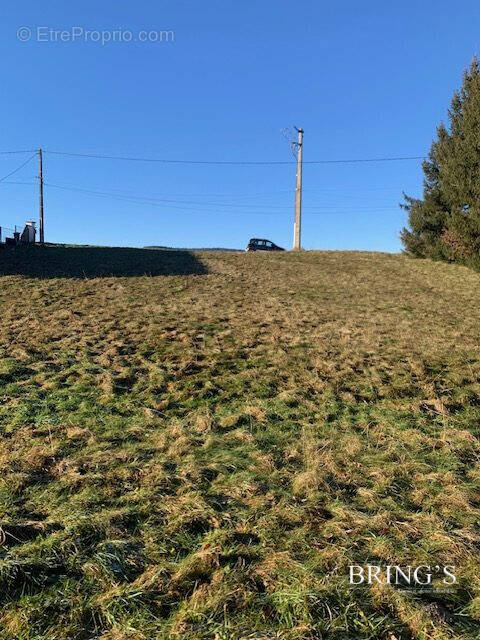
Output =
[{"x1": 401, "y1": 58, "x2": 480, "y2": 266}]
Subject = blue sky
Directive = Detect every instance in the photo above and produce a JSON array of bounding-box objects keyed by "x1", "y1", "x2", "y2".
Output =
[{"x1": 1, "y1": 1, "x2": 480, "y2": 251}]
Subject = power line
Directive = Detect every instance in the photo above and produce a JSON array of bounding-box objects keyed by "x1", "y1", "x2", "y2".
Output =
[
  {"x1": 0, "y1": 180, "x2": 291, "y2": 198},
  {"x1": 43, "y1": 181, "x2": 404, "y2": 208},
  {"x1": 0, "y1": 154, "x2": 37, "y2": 183},
  {"x1": 44, "y1": 182, "x2": 296, "y2": 209},
  {"x1": 0, "y1": 150, "x2": 36, "y2": 155},
  {"x1": 306, "y1": 155, "x2": 425, "y2": 164},
  {"x1": 0, "y1": 181, "x2": 37, "y2": 186},
  {"x1": 44, "y1": 149, "x2": 426, "y2": 165},
  {"x1": 45, "y1": 182, "x2": 303, "y2": 212},
  {"x1": 44, "y1": 181, "x2": 404, "y2": 216},
  {"x1": 44, "y1": 181, "x2": 394, "y2": 208}
]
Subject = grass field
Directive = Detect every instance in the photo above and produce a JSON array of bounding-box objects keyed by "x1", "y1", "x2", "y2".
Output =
[{"x1": 1, "y1": 245, "x2": 480, "y2": 640}]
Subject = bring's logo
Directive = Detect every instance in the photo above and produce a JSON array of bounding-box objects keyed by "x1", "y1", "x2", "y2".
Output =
[{"x1": 349, "y1": 565, "x2": 456, "y2": 587}]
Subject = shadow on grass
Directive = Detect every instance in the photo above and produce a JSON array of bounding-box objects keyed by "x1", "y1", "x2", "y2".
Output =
[{"x1": 0, "y1": 245, "x2": 209, "y2": 278}]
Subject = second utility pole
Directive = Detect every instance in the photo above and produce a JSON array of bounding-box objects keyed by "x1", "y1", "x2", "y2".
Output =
[
  {"x1": 38, "y1": 148, "x2": 44, "y2": 244},
  {"x1": 293, "y1": 127, "x2": 303, "y2": 250}
]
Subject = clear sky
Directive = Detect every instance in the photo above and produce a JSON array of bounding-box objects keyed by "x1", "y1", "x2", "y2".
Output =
[{"x1": 1, "y1": 1, "x2": 480, "y2": 251}]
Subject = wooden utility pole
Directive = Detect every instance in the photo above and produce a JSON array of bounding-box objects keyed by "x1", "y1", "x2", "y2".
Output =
[
  {"x1": 293, "y1": 127, "x2": 303, "y2": 250},
  {"x1": 38, "y1": 148, "x2": 44, "y2": 243}
]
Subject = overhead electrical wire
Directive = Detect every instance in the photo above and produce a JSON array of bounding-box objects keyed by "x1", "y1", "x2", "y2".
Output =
[
  {"x1": 0, "y1": 150, "x2": 36, "y2": 155},
  {"x1": 0, "y1": 154, "x2": 37, "y2": 183},
  {"x1": 43, "y1": 149, "x2": 426, "y2": 165},
  {"x1": 44, "y1": 181, "x2": 404, "y2": 216},
  {"x1": 45, "y1": 181, "x2": 401, "y2": 210},
  {"x1": 0, "y1": 147, "x2": 414, "y2": 224},
  {"x1": 0, "y1": 180, "x2": 37, "y2": 186},
  {"x1": 44, "y1": 182, "x2": 298, "y2": 209}
]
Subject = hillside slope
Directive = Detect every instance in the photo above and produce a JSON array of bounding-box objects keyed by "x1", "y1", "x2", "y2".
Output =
[{"x1": 1, "y1": 248, "x2": 480, "y2": 639}]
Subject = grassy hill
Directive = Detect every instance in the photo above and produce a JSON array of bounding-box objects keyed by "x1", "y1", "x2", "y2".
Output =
[{"x1": 1, "y1": 246, "x2": 480, "y2": 639}]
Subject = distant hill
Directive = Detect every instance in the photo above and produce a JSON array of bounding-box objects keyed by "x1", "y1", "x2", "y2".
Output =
[{"x1": 144, "y1": 245, "x2": 242, "y2": 252}]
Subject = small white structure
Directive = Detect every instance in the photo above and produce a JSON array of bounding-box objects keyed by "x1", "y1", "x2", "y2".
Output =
[{"x1": 21, "y1": 221, "x2": 36, "y2": 243}]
